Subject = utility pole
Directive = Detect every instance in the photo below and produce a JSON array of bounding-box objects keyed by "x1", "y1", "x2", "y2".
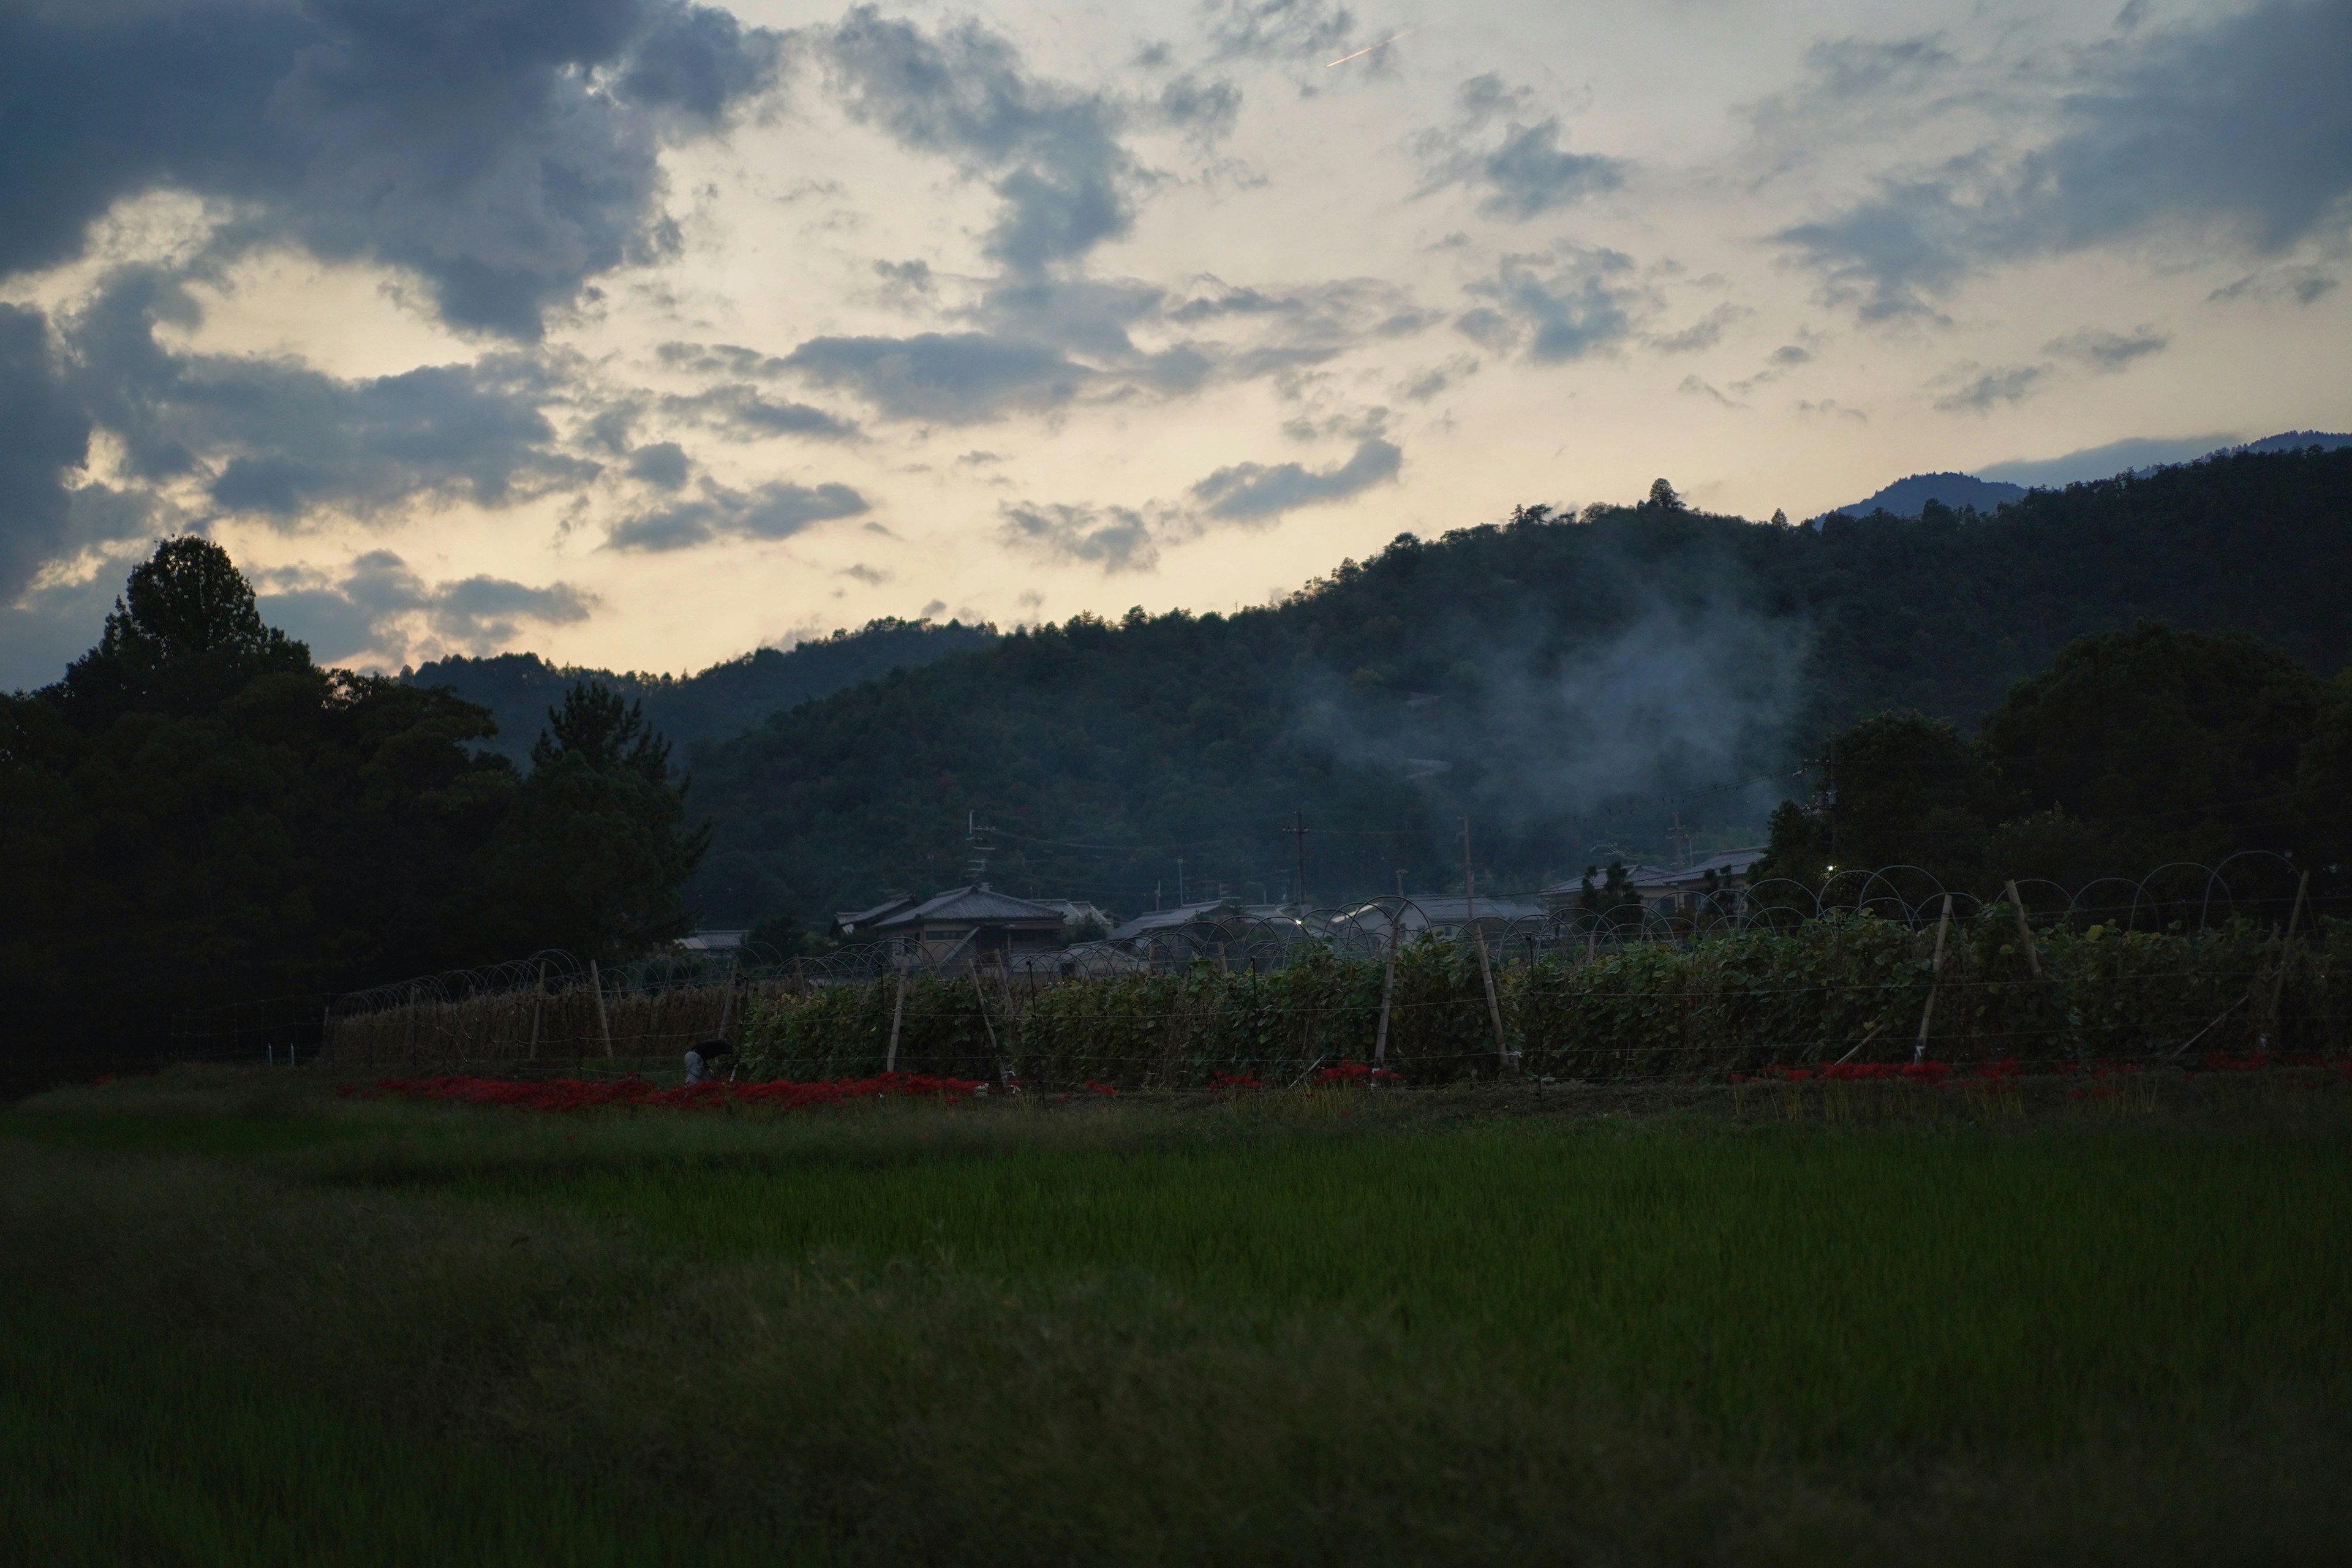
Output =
[
  {"x1": 1286, "y1": 811, "x2": 1310, "y2": 911},
  {"x1": 1177, "y1": 856, "x2": 1186, "y2": 906}
]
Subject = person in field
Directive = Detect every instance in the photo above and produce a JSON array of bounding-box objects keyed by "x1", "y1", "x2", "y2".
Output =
[{"x1": 684, "y1": 1039, "x2": 733, "y2": 1084}]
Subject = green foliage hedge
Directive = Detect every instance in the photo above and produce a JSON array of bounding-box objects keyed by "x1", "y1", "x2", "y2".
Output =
[{"x1": 741, "y1": 914, "x2": 2348, "y2": 1088}]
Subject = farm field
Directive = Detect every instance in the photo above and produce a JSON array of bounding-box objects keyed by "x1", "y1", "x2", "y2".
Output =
[{"x1": 4, "y1": 1068, "x2": 2350, "y2": 1564}]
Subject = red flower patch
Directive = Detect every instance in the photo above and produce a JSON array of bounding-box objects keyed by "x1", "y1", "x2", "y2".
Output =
[{"x1": 368, "y1": 1071, "x2": 984, "y2": 1114}]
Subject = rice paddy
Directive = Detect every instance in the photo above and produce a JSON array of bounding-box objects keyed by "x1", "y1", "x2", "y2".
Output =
[{"x1": 6, "y1": 1067, "x2": 2350, "y2": 1563}]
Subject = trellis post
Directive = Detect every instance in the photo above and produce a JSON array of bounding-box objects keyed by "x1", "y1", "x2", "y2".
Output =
[
  {"x1": 1913, "y1": 894, "x2": 1953, "y2": 1063},
  {"x1": 590, "y1": 960, "x2": 614, "y2": 1058}
]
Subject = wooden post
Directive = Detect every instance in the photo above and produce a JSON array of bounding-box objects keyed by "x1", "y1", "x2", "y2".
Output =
[
  {"x1": 589, "y1": 960, "x2": 614, "y2": 1059},
  {"x1": 2004, "y1": 881, "x2": 2043, "y2": 980},
  {"x1": 1373, "y1": 911, "x2": 1401, "y2": 1066},
  {"x1": 885, "y1": 951, "x2": 910, "y2": 1074},
  {"x1": 971, "y1": 970, "x2": 1012, "y2": 1088},
  {"x1": 2265, "y1": 871, "x2": 2312, "y2": 1046},
  {"x1": 1463, "y1": 819, "x2": 1512, "y2": 1072},
  {"x1": 527, "y1": 962, "x2": 545, "y2": 1061},
  {"x1": 1913, "y1": 894, "x2": 1953, "y2": 1064},
  {"x1": 715, "y1": 959, "x2": 739, "y2": 1041},
  {"x1": 793, "y1": 956, "x2": 807, "y2": 997}
]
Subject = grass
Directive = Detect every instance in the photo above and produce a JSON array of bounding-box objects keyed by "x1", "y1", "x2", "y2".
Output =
[
  {"x1": 0, "y1": 1278, "x2": 802, "y2": 1567},
  {"x1": 6, "y1": 1067, "x2": 2352, "y2": 1563}
]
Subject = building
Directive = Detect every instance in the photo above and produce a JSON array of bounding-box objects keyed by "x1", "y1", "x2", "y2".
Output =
[
  {"x1": 866, "y1": 884, "x2": 1071, "y2": 967},
  {"x1": 1104, "y1": 899, "x2": 1245, "y2": 948},
  {"x1": 1541, "y1": 848, "x2": 1768, "y2": 919},
  {"x1": 1329, "y1": 895, "x2": 1547, "y2": 941},
  {"x1": 832, "y1": 895, "x2": 917, "y2": 938}
]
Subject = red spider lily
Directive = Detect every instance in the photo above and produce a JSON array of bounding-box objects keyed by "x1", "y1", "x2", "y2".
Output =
[
  {"x1": 1080, "y1": 1080, "x2": 1118, "y2": 1097},
  {"x1": 1314, "y1": 1061, "x2": 1400, "y2": 1087},
  {"x1": 1207, "y1": 1071, "x2": 1268, "y2": 1095}
]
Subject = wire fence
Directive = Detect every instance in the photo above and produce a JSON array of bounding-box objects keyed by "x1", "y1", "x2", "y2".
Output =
[{"x1": 256, "y1": 856, "x2": 2345, "y2": 1088}]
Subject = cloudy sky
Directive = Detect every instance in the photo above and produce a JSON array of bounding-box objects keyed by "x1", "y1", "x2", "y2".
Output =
[{"x1": 2, "y1": 0, "x2": 2347, "y2": 687}]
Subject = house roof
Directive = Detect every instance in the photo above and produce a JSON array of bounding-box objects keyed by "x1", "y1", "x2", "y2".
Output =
[
  {"x1": 871, "y1": 884, "x2": 1068, "y2": 929},
  {"x1": 1542, "y1": 848, "x2": 1766, "y2": 899},
  {"x1": 1332, "y1": 896, "x2": 1547, "y2": 934},
  {"x1": 1104, "y1": 900, "x2": 1241, "y2": 944},
  {"x1": 834, "y1": 895, "x2": 917, "y2": 932}
]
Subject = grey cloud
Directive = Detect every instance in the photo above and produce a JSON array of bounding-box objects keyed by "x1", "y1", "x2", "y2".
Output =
[
  {"x1": 0, "y1": 303, "x2": 95, "y2": 599},
  {"x1": 1155, "y1": 75, "x2": 1243, "y2": 144},
  {"x1": 1457, "y1": 247, "x2": 1642, "y2": 363},
  {"x1": 2210, "y1": 266, "x2": 2339, "y2": 304},
  {"x1": 1189, "y1": 436, "x2": 1400, "y2": 521},
  {"x1": 626, "y1": 442, "x2": 691, "y2": 490},
  {"x1": 1931, "y1": 363, "x2": 2048, "y2": 414},
  {"x1": 998, "y1": 501, "x2": 1158, "y2": 571},
  {"x1": 67, "y1": 268, "x2": 595, "y2": 523},
  {"x1": 2044, "y1": 325, "x2": 2169, "y2": 373},
  {"x1": 1648, "y1": 303, "x2": 1750, "y2": 355},
  {"x1": 1677, "y1": 376, "x2": 1745, "y2": 409},
  {"x1": 0, "y1": 0, "x2": 782, "y2": 338},
  {"x1": 1206, "y1": 0, "x2": 1357, "y2": 63},
  {"x1": 655, "y1": 341, "x2": 794, "y2": 378},
  {"x1": 657, "y1": 383, "x2": 860, "y2": 440},
  {"x1": 1795, "y1": 398, "x2": 1868, "y2": 422},
  {"x1": 257, "y1": 550, "x2": 594, "y2": 665},
  {"x1": 1399, "y1": 356, "x2": 1477, "y2": 401},
  {"x1": 836, "y1": 562, "x2": 891, "y2": 585},
  {"x1": 818, "y1": 7, "x2": 1134, "y2": 275},
  {"x1": 782, "y1": 331, "x2": 1095, "y2": 423},
  {"x1": 606, "y1": 478, "x2": 869, "y2": 551},
  {"x1": 1977, "y1": 432, "x2": 2241, "y2": 487},
  {"x1": 1777, "y1": 1, "x2": 2352, "y2": 317},
  {"x1": 1415, "y1": 75, "x2": 1626, "y2": 221}
]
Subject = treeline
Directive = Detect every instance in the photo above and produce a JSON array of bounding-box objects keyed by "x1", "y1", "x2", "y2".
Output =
[
  {"x1": 1761, "y1": 620, "x2": 2352, "y2": 908},
  {"x1": 0, "y1": 540, "x2": 705, "y2": 1066},
  {"x1": 408, "y1": 619, "x2": 997, "y2": 766},
  {"x1": 688, "y1": 445, "x2": 2352, "y2": 924}
]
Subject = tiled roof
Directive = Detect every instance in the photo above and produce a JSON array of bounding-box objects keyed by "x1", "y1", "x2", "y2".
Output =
[{"x1": 872, "y1": 884, "x2": 1068, "y2": 927}]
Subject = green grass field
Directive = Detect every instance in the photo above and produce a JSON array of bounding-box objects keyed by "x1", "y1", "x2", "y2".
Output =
[{"x1": 6, "y1": 1069, "x2": 2350, "y2": 1564}]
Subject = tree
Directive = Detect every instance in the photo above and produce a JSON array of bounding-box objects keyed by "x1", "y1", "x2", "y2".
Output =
[
  {"x1": 2, "y1": 543, "x2": 714, "y2": 1069},
  {"x1": 1980, "y1": 621, "x2": 2329, "y2": 872},
  {"x1": 490, "y1": 681, "x2": 710, "y2": 962},
  {"x1": 1645, "y1": 478, "x2": 1683, "y2": 511},
  {"x1": 1757, "y1": 710, "x2": 1998, "y2": 890}
]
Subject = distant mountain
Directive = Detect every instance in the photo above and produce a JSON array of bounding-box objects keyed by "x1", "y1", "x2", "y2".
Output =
[
  {"x1": 1812, "y1": 472, "x2": 2026, "y2": 523},
  {"x1": 405, "y1": 618, "x2": 998, "y2": 763},
  {"x1": 684, "y1": 447, "x2": 2352, "y2": 925},
  {"x1": 1826, "y1": 431, "x2": 2352, "y2": 519}
]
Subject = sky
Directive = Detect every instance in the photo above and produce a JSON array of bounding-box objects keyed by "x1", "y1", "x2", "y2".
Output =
[{"x1": 2, "y1": 0, "x2": 2347, "y2": 688}]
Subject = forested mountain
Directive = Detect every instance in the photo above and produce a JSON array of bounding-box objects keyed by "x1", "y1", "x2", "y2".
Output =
[
  {"x1": 407, "y1": 619, "x2": 997, "y2": 764},
  {"x1": 685, "y1": 445, "x2": 2352, "y2": 926},
  {"x1": 1816, "y1": 472, "x2": 2026, "y2": 521}
]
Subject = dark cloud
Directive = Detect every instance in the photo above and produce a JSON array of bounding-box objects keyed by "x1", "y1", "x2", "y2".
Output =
[
  {"x1": 1777, "y1": 1, "x2": 2352, "y2": 317},
  {"x1": 1677, "y1": 375, "x2": 1745, "y2": 409},
  {"x1": 657, "y1": 383, "x2": 860, "y2": 440},
  {"x1": 1414, "y1": 75, "x2": 1625, "y2": 220},
  {"x1": 0, "y1": 0, "x2": 779, "y2": 339},
  {"x1": 1930, "y1": 362, "x2": 2048, "y2": 414},
  {"x1": 626, "y1": 442, "x2": 691, "y2": 490},
  {"x1": 1189, "y1": 436, "x2": 1400, "y2": 521},
  {"x1": 606, "y1": 478, "x2": 869, "y2": 551},
  {"x1": 1155, "y1": 75, "x2": 1244, "y2": 143},
  {"x1": 1976, "y1": 432, "x2": 2241, "y2": 487},
  {"x1": 2043, "y1": 325, "x2": 2169, "y2": 373},
  {"x1": 66, "y1": 268, "x2": 595, "y2": 522},
  {"x1": 817, "y1": 6, "x2": 1134, "y2": 276},
  {"x1": 0, "y1": 303, "x2": 95, "y2": 599},
  {"x1": 782, "y1": 331, "x2": 1095, "y2": 423},
  {"x1": 1648, "y1": 303, "x2": 1750, "y2": 355},
  {"x1": 655, "y1": 341, "x2": 794, "y2": 379},
  {"x1": 1205, "y1": 0, "x2": 1357, "y2": 64},
  {"x1": 998, "y1": 501, "x2": 1158, "y2": 571},
  {"x1": 836, "y1": 562, "x2": 891, "y2": 585},
  {"x1": 257, "y1": 550, "x2": 594, "y2": 664},
  {"x1": 1455, "y1": 247, "x2": 1642, "y2": 363}
]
